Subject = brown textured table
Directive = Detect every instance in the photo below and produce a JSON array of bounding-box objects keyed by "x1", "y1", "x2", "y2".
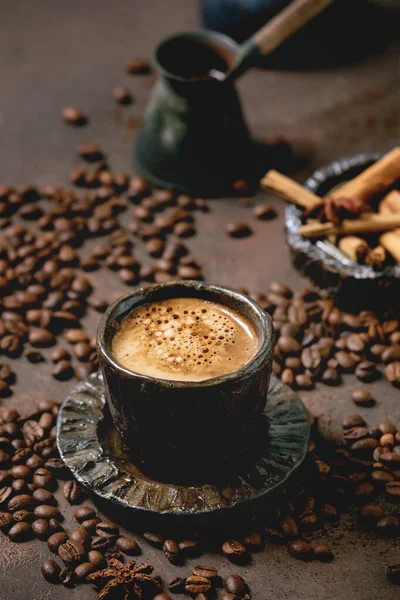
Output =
[{"x1": 1, "y1": 1, "x2": 400, "y2": 599}]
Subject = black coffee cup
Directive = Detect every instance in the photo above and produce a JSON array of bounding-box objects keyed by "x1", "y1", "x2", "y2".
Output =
[{"x1": 97, "y1": 281, "x2": 275, "y2": 477}]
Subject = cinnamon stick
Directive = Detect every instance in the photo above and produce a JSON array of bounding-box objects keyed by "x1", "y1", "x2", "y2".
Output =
[
  {"x1": 330, "y1": 147, "x2": 400, "y2": 204},
  {"x1": 260, "y1": 170, "x2": 318, "y2": 208},
  {"x1": 378, "y1": 190, "x2": 400, "y2": 264},
  {"x1": 379, "y1": 231, "x2": 400, "y2": 264},
  {"x1": 299, "y1": 213, "x2": 400, "y2": 238},
  {"x1": 338, "y1": 236, "x2": 369, "y2": 262},
  {"x1": 379, "y1": 190, "x2": 400, "y2": 215}
]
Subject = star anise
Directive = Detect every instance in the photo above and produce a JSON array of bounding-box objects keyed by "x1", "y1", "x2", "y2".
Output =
[
  {"x1": 302, "y1": 196, "x2": 366, "y2": 225},
  {"x1": 86, "y1": 559, "x2": 161, "y2": 600}
]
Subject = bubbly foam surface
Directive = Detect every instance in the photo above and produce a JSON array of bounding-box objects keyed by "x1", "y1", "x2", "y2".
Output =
[{"x1": 111, "y1": 297, "x2": 259, "y2": 381}]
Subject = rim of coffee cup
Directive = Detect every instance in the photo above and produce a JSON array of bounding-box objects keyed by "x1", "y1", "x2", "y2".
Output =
[{"x1": 97, "y1": 280, "x2": 275, "y2": 388}]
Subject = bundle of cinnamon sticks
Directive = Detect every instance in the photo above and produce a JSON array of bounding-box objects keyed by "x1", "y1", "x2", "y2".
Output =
[{"x1": 261, "y1": 147, "x2": 400, "y2": 266}]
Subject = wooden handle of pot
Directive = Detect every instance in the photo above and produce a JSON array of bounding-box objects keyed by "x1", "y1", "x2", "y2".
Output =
[{"x1": 252, "y1": 0, "x2": 334, "y2": 56}]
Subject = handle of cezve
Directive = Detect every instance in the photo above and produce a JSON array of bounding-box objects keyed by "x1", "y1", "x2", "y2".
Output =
[{"x1": 252, "y1": 0, "x2": 335, "y2": 57}]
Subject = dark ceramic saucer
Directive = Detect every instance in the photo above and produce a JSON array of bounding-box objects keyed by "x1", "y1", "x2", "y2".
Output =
[{"x1": 57, "y1": 372, "x2": 309, "y2": 519}]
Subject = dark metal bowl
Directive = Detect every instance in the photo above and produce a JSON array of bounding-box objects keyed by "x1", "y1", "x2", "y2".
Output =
[{"x1": 285, "y1": 153, "x2": 400, "y2": 312}]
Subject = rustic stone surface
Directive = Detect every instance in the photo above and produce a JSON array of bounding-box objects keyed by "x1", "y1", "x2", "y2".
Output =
[{"x1": 0, "y1": 2, "x2": 399, "y2": 600}]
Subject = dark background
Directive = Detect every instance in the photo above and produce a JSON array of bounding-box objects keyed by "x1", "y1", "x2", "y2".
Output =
[{"x1": 0, "y1": 1, "x2": 400, "y2": 599}]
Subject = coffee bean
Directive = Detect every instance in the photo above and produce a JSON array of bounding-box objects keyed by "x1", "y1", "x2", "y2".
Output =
[
  {"x1": 0, "y1": 511, "x2": 13, "y2": 531},
  {"x1": 74, "y1": 507, "x2": 96, "y2": 524},
  {"x1": 281, "y1": 368, "x2": 294, "y2": 386},
  {"x1": 177, "y1": 265, "x2": 203, "y2": 280},
  {"x1": 38, "y1": 412, "x2": 54, "y2": 430},
  {"x1": 13, "y1": 509, "x2": 34, "y2": 523},
  {"x1": 113, "y1": 86, "x2": 133, "y2": 105},
  {"x1": 295, "y1": 374, "x2": 314, "y2": 390},
  {"x1": 70, "y1": 527, "x2": 91, "y2": 547},
  {"x1": 32, "y1": 518, "x2": 50, "y2": 539},
  {"x1": 168, "y1": 576, "x2": 185, "y2": 593},
  {"x1": 126, "y1": 58, "x2": 151, "y2": 74},
  {"x1": 44, "y1": 458, "x2": 66, "y2": 472},
  {"x1": 8, "y1": 494, "x2": 33, "y2": 513},
  {"x1": 192, "y1": 565, "x2": 218, "y2": 584},
  {"x1": 288, "y1": 540, "x2": 312, "y2": 561},
  {"x1": 359, "y1": 504, "x2": 384, "y2": 524},
  {"x1": 81, "y1": 518, "x2": 101, "y2": 532},
  {"x1": 264, "y1": 527, "x2": 286, "y2": 543},
  {"x1": 74, "y1": 363, "x2": 94, "y2": 381},
  {"x1": 354, "y1": 482, "x2": 376, "y2": 502},
  {"x1": 279, "y1": 335, "x2": 302, "y2": 355},
  {"x1": 116, "y1": 536, "x2": 141, "y2": 555},
  {"x1": 78, "y1": 143, "x2": 104, "y2": 162},
  {"x1": 351, "y1": 389, "x2": 375, "y2": 407},
  {"x1": 48, "y1": 531, "x2": 69, "y2": 552},
  {"x1": 387, "y1": 564, "x2": 400, "y2": 585},
  {"x1": 344, "y1": 426, "x2": 369, "y2": 443},
  {"x1": 226, "y1": 222, "x2": 252, "y2": 238},
  {"x1": 242, "y1": 530, "x2": 263, "y2": 552},
  {"x1": 313, "y1": 544, "x2": 334, "y2": 562},
  {"x1": 163, "y1": 539, "x2": 180, "y2": 564},
  {"x1": 0, "y1": 471, "x2": 11, "y2": 487},
  {"x1": 378, "y1": 420, "x2": 396, "y2": 434},
  {"x1": 26, "y1": 453, "x2": 45, "y2": 469},
  {"x1": 322, "y1": 367, "x2": 341, "y2": 386},
  {"x1": 386, "y1": 361, "x2": 400, "y2": 385},
  {"x1": 224, "y1": 574, "x2": 248, "y2": 597},
  {"x1": 253, "y1": 203, "x2": 277, "y2": 220},
  {"x1": 154, "y1": 595, "x2": 172, "y2": 600},
  {"x1": 222, "y1": 540, "x2": 249, "y2": 564},
  {"x1": 12, "y1": 448, "x2": 31, "y2": 465},
  {"x1": 350, "y1": 438, "x2": 379, "y2": 454},
  {"x1": 28, "y1": 328, "x2": 55, "y2": 347},
  {"x1": 58, "y1": 539, "x2": 86, "y2": 565},
  {"x1": 88, "y1": 550, "x2": 105, "y2": 567},
  {"x1": 371, "y1": 470, "x2": 394, "y2": 485},
  {"x1": 33, "y1": 468, "x2": 53, "y2": 488},
  {"x1": 380, "y1": 452, "x2": 400, "y2": 466},
  {"x1": 91, "y1": 536, "x2": 115, "y2": 551},
  {"x1": 22, "y1": 420, "x2": 44, "y2": 444},
  {"x1": 87, "y1": 295, "x2": 107, "y2": 313},
  {"x1": 376, "y1": 515, "x2": 399, "y2": 535},
  {"x1": 95, "y1": 521, "x2": 119, "y2": 537},
  {"x1": 8, "y1": 521, "x2": 32, "y2": 541},
  {"x1": 62, "y1": 107, "x2": 87, "y2": 126},
  {"x1": 334, "y1": 351, "x2": 357, "y2": 372},
  {"x1": 10, "y1": 465, "x2": 31, "y2": 480},
  {"x1": 381, "y1": 433, "x2": 394, "y2": 447},
  {"x1": 74, "y1": 561, "x2": 95, "y2": 581},
  {"x1": 59, "y1": 566, "x2": 75, "y2": 587},
  {"x1": 52, "y1": 360, "x2": 73, "y2": 381},
  {"x1": 343, "y1": 414, "x2": 366, "y2": 429},
  {"x1": 41, "y1": 559, "x2": 61, "y2": 583},
  {"x1": 63, "y1": 480, "x2": 83, "y2": 504},
  {"x1": 281, "y1": 516, "x2": 298, "y2": 539},
  {"x1": 319, "y1": 504, "x2": 338, "y2": 521},
  {"x1": 143, "y1": 531, "x2": 164, "y2": 548},
  {"x1": 382, "y1": 345, "x2": 400, "y2": 363},
  {"x1": 185, "y1": 576, "x2": 211, "y2": 595},
  {"x1": 355, "y1": 360, "x2": 381, "y2": 382},
  {"x1": 34, "y1": 505, "x2": 61, "y2": 520},
  {"x1": 386, "y1": 481, "x2": 400, "y2": 499}
]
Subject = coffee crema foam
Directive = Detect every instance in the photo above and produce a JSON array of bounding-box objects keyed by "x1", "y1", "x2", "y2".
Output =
[{"x1": 111, "y1": 297, "x2": 259, "y2": 381}]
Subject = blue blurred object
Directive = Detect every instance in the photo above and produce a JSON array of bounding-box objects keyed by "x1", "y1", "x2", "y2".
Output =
[
  {"x1": 201, "y1": 0, "x2": 389, "y2": 68},
  {"x1": 202, "y1": 0, "x2": 292, "y2": 43}
]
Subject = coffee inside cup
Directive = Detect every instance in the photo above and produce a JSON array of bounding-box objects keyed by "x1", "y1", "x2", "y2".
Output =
[{"x1": 111, "y1": 297, "x2": 259, "y2": 381}]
